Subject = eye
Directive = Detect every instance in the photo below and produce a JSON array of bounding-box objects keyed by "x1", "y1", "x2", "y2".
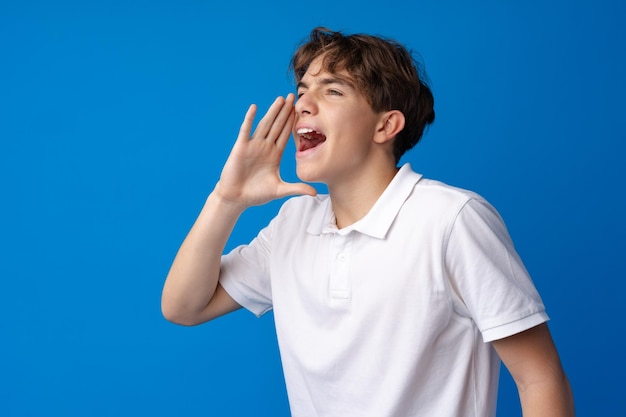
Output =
[{"x1": 328, "y1": 89, "x2": 342, "y2": 96}]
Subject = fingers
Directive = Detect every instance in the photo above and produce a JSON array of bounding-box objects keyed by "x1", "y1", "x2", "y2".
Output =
[
  {"x1": 266, "y1": 94, "x2": 295, "y2": 143},
  {"x1": 253, "y1": 94, "x2": 295, "y2": 141},
  {"x1": 236, "y1": 104, "x2": 257, "y2": 145},
  {"x1": 275, "y1": 110, "x2": 295, "y2": 149},
  {"x1": 254, "y1": 97, "x2": 283, "y2": 139}
]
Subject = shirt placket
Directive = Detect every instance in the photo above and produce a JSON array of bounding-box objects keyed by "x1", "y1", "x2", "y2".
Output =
[{"x1": 329, "y1": 233, "x2": 353, "y2": 301}]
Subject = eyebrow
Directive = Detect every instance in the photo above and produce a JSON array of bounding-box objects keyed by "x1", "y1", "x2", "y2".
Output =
[{"x1": 297, "y1": 75, "x2": 356, "y2": 90}]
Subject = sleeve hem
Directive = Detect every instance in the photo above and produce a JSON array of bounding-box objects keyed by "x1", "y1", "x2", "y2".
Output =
[
  {"x1": 219, "y1": 277, "x2": 272, "y2": 318},
  {"x1": 481, "y1": 311, "x2": 550, "y2": 343}
]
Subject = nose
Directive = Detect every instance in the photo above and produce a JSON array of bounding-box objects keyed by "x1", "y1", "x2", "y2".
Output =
[{"x1": 295, "y1": 92, "x2": 316, "y2": 116}]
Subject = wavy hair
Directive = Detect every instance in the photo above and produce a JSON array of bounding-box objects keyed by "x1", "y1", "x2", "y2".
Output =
[{"x1": 290, "y1": 27, "x2": 435, "y2": 163}]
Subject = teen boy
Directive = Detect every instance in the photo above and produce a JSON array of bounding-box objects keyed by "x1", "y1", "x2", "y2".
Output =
[{"x1": 162, "y1": 28, "x2": 574, "y2": 416}]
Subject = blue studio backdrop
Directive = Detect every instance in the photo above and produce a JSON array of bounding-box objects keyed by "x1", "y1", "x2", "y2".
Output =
[{"x1": 1, "y1": 1, "x2": 624, "y2": 416}]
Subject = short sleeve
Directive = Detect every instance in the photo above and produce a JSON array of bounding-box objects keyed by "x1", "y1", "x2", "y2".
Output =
[
  {"x1": 219, "y1": 220, "x2": 275, "y2": 317},
  {"x1": 444, "y1": 198, "x2": 548, "y2": 342}
]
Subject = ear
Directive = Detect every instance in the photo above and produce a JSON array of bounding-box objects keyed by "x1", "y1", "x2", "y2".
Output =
[{"x1": 374, "y1": 110, "x2": 405, "y2": 144}]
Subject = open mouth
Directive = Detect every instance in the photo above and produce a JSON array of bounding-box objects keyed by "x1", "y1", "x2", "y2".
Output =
[{"x1": 296, "y1": 128, "x2": 327, "y2": 152}]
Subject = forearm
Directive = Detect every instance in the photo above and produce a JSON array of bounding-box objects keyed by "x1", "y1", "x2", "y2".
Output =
[
  {"x1": 161, "y1": 190, "x2": 245, "y2": 324},
  {"x1": 519, "y1": 371, "x2": 575, "y2": 417},
  {"x1": 161, "y1": 94, "x2": 313, "y2": 324}
]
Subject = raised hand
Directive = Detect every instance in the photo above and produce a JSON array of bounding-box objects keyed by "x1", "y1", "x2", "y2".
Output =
[{"x1": 214, "y1": 94, "x2": 317, "y2": 208}]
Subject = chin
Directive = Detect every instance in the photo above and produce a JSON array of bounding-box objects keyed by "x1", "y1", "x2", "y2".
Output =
[{"x1": 295, "y1": 164, "x2": 324, "y2": 184}]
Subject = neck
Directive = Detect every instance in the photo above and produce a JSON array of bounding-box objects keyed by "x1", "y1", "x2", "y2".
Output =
[{"x1": 328, "y1": 163, "x2": 399, "y2": 229}]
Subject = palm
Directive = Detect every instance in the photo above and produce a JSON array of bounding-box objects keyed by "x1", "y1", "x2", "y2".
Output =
[{"x1": 216, "y1": 94, "x2": 316, "y2": 207}]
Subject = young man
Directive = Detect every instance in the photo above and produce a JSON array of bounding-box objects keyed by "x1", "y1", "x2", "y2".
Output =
[{"x1": 162, "y1": 28, "x2": 574, "y2": 416}]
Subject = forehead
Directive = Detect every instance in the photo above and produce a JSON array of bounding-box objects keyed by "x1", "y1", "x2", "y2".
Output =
[{"x1": 299, "y1": 55, "x2": 357, "y2": 87}]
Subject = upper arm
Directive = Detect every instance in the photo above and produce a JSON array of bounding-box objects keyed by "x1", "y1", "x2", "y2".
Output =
[
  {"x1": 196, "y1": 282, "x2": 242, "y2": 323},
  {"x1": 492, "y1": 323, "x2": 575, "y2": 416},
  {"x1": 492, "y1": 323, "x2": 562, "y2": 386}
]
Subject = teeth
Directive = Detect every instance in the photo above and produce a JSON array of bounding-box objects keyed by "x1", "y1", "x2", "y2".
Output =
[{"x1": 297, "y1": 128, "x2": 314, "y2": 135}]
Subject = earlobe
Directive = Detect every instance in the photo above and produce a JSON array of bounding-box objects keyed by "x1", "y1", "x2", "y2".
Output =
[{"x1": 374, "y1": 110, "x2": 405, "y2": 144}]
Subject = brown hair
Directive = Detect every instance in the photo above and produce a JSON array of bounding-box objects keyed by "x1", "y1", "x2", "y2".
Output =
[{"x1": 290, "y1": 27, "x2": 435, "y2": 163}]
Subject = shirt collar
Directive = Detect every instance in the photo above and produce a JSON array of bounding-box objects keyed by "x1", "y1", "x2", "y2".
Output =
[{"x1": 306, "y1": 163, "x2": 423, "y2": 239}]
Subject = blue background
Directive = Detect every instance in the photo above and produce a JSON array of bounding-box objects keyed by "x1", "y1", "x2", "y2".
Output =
[{"x1": 1, "y1": 0, "x2": 624, "y2": 415}]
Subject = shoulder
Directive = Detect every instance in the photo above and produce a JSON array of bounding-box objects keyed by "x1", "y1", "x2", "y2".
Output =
[
  {"x1": 262, "y1": 194, "x2": 331, "y2": 240},
  {"x1": 421, "y1": 179, "x2": 506, "y2": 229},
  {"x1": 394, "y1": 176, "x2": 511, "y2": 246},
  {"x1": 388, "y1": 164, "x2": 486, "y2": 220},
  {"x1": 272, "y1": 194, "x2": 330, "y2": 226},
  {"x1": 279, "y1": 193, "x2": 329, "y2": 213},
  {"x1": 406, "y1": 177, "x2": 490, "y2": 219},
  {"x1": 415, "y1": 178, "x2": 482, "y2": 203}
]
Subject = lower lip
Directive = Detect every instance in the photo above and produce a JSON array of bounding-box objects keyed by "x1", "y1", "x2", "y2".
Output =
[{"x1": 296, "y1": 141, "x2": 326, "y2": 159}]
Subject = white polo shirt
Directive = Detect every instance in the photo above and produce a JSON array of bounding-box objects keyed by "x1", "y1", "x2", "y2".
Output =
[{"x1": 220, "y1": 163, "x2": 548, "y2": 417}]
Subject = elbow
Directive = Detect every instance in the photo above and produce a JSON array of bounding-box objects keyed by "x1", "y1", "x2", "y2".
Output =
[
  {"x1": 518, "y1": 369, "x2": 575, "y2": 417},
  {"x1": 161, "y1": 298, "x2": 205, "y2": 327}
]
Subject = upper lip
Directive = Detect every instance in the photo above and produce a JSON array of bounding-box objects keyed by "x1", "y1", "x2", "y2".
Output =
[{"x1": 294, "y1": 124, "x2": 323, "y2": 135}]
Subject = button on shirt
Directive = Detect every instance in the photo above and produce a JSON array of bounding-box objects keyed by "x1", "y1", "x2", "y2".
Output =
[{"x1": 220, "y1": 163, "x2": 548, "y2": 417}]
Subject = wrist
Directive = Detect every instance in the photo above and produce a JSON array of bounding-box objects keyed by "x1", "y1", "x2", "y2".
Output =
[{"x1": 208, "y1": 185, "x2": 249, "y2": 214}]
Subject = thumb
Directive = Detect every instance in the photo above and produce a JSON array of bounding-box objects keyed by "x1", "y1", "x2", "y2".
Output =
[{"x1": 276, "y1": 181, "x2": 318, "y2": 199}]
